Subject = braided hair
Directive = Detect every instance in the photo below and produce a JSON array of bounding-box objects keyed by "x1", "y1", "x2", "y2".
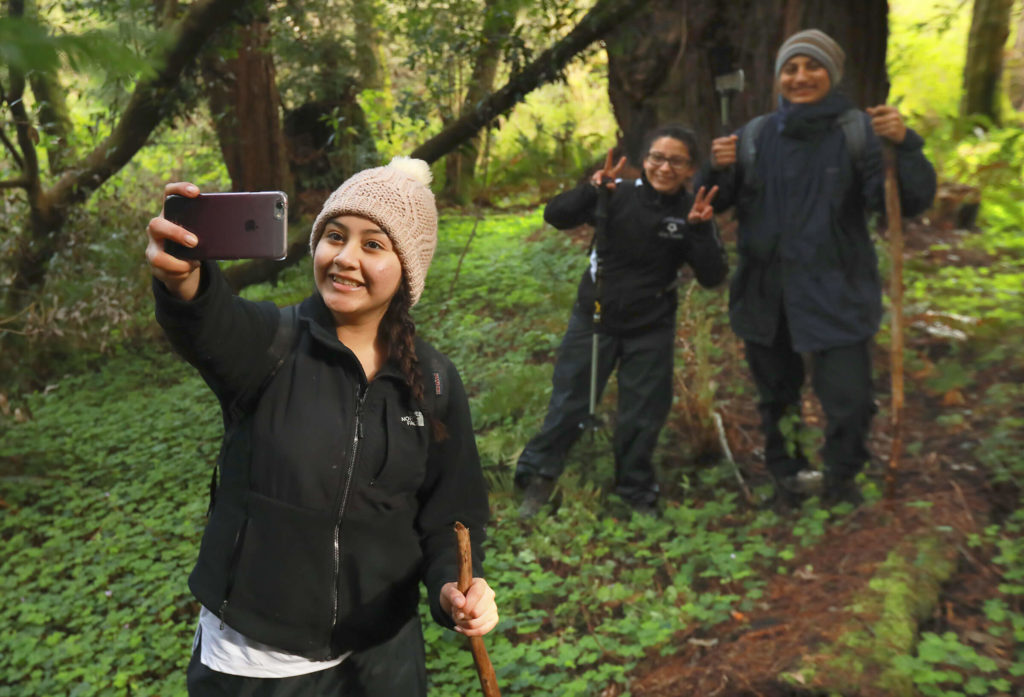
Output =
[{"x1": 379, "y1": 280, "x2": 448, "y2": 441}]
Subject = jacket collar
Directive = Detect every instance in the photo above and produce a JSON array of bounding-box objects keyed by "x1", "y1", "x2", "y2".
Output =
[{"x1": 298, "y1": 291, "x2": 408, "y2": 385}]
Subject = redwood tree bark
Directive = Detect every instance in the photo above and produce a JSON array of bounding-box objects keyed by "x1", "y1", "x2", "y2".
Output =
[
  {"x1": 606, "y1": 0, "x2": 889, "y2": 164},
  {"x1": 961, "y1": 0, "x2": 1013, "y2": 124},
  {"x1": 204, "y1": 11, "x2": 293, "y2": 195}
]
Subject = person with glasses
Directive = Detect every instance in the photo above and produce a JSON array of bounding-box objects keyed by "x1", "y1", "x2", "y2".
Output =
[
  {"x1": 699, "y1": 29, "x2": 936, "y2": 508},
  {"x1": 515, "y1": 125, "x2": 728, "y2": 518}
]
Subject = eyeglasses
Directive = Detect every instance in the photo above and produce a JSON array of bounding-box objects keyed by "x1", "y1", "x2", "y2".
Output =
[{"x1": 646, "y1": 153, "x2": 692, "y2": 170}]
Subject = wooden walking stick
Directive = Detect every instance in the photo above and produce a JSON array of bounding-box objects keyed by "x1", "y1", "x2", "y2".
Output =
[
  {"x1": 454, "y1": 522, "x2": 501, "y2": 697},
  {"x1": 882, "y1": 142, "x2": 904, "y2": 500}
]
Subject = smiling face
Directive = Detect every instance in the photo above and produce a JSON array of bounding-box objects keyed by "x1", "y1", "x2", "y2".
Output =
[
  {"x1": 778, "y1": 54, "x2": 832, "y2": 104},
  {"x1": 313, "y1": 215, "x2": 403, "y2": 328},
  {"x1": 642, "y1": 137, "x2": 695, "y2": 195}
]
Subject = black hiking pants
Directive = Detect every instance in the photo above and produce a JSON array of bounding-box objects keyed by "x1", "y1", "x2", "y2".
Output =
[
  {"x1": 744, "y1": 311, "x2": 875, "y2": 483},
  {"x1": 515, "y1": 303, "x2": 675, "y2": 505}
]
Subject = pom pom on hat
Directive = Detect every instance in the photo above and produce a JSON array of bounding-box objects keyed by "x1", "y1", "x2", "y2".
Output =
[
  {"x1": 387, "y1": 156, "x2": 433, "y2": 186},
  {"x1": 310, "y1": 156, "x2": 438, "y2": 306}
]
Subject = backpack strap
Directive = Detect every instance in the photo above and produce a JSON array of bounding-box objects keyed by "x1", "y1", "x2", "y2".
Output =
[
  {"x1": 209, "y1": 304, "x2": 300, "y2": 513},
  {"x1": 423, "y1": 354, "x2": 450, "y2": 426},
  {"x1": 738, "y1": 114, "x2": 770, "y2": 195},
  {"x1": 224, "y1": 304, "x2": 300, "y2": 425},
  {"x1": 836, "y1": 107, "x2": 867, "y2": 174}
]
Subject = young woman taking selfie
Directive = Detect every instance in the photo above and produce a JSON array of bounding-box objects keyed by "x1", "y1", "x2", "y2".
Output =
[{"x1": 145, "y1": 157, "x2": 498, "y2": 696}]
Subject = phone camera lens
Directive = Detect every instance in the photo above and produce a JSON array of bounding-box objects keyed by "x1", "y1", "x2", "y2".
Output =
[{"x1": 274, "y1": 200, "x2": 285, "y2": 220}]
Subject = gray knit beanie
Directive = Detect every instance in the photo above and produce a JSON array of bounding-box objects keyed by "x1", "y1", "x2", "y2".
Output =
[
  {"x1": 310, "y1": 157, "x2": 437, "y2": 306},
  {"x1": 774, "y1": 28, "x2": 845, "y2": 86}
]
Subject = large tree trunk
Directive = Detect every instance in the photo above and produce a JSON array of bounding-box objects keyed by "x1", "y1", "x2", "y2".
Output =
[
  {"x1": 2, "y1": 0, "x2": 254, "y2": 315},
  {"x1": 606, "y1": 0, "x2": 889, "y2": 165},
  {"x1": 1008, "y1": 4, "x2": 1024, "y2": 111},
  {"x1": 223, "y1": 0, "x2": 648, "y2": 291},
  {"x1": 442, "y1": 0, "x2": 520, "y2": 203},
  {"x1": 204, "y1": 10, "x2": 293, "y2": 195},
  {"x1": 961, "y1": 0, "x2": 1013, "y2": 124}
]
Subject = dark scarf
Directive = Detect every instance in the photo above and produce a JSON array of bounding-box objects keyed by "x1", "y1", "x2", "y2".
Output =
[
  {"x1": 777, "y1": 90, "x2": 854, "y2": 137},
  {"x1": 748, "y1": 90, "x2": 855, "y2": 264}
]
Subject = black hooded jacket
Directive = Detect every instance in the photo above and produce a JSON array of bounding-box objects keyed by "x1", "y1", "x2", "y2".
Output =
[
  {"x1": 544, "y1": 174, "x2": 728, "y2": 335},
  {"x1": 154, "y1": 262, "x2": 488, "y2": 661},
  {"x1": 698, "y1": 92, "x2": 937, "y2": 351}
]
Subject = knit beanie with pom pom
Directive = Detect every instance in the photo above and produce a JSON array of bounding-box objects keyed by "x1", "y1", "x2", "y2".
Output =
[{"x1": 310, "y1": 156, "x2": 438, "y2": 306}]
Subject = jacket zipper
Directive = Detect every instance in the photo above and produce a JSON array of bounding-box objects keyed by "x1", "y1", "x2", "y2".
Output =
[{"x1": 329, "y1": 384, "x2": 367, "y2": 642}]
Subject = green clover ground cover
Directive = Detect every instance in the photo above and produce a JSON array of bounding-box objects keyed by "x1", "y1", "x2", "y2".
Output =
[
  {"x1": 3, "y1": 207, "x2": 1023, "y2": 696},
  {"x1": 0, "y1": 211, "x2": 786, "y2": 696}
]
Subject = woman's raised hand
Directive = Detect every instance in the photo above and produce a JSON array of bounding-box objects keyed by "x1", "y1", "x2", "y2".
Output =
[
  {"x1": 590, "y1": 148, "x2": 627, "y2": 191},
  {"x1": 440, "y1": 577, "x2": 499, "y2": 637},
  {"x1": 687, "y1": 185, "x2": 719, "y2": 224},
  {"x1": 146, "y1": 182, "x2": 202, "y2": 301}
]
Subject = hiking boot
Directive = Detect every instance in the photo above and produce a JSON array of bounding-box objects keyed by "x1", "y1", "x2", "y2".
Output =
[
  {"x1": 770, "y1": 474, "x2": 809, "y2": 511},
  {"x1": 823, "y1": 474, "x2": 864, "y2": 507},
  {"x1": 518, "y1": 476, "x2": 556, "y2": 519}
]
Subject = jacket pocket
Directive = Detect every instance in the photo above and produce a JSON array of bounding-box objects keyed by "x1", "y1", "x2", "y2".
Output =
[
  {"x1": 224, "y1": 492, "x2": 336, "y2": 643},
  {"x1": 369, "y1": 400, "x2": 428, "y2": 497}
]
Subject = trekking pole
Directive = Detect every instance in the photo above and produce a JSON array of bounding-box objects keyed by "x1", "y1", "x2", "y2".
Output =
[
  {"x1": 588, "y1": 183, "x2": 610, "y2": 432},
  {"x1": 882, "y1": 142, "x2": 904, "y2": 500},
  {"x1": 454, "y1": 522, "x2": 501, "y2": 697}
]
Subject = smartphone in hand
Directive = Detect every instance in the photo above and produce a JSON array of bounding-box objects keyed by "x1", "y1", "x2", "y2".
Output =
[{"x1": 163, "y1": 191, "x2": 288, "y2": 260}]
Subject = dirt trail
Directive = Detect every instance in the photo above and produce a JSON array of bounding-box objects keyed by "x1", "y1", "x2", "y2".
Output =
[{"x1": 627, "y1": 222, "x2": 1017, "y2": 696}]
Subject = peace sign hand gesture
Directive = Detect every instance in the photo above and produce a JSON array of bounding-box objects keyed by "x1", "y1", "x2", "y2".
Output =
[
  {"x1": 687, "y1": 185, "x2": 719, "y2": 224},
  {"x1": 590, "y1": 148, "x2": 627, "y2": 191}
]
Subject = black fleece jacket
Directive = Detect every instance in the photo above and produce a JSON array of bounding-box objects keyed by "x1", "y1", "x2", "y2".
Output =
[
  {"x1": 154, "y1": 262, "x2": 488, "y2": 660},
  {"x1": 545, "y1": 175, "x2": 728, "y2": 335}
]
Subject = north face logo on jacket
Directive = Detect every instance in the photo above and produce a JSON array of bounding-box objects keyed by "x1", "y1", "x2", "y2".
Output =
[{"x1": 401, "y1": 411, "x2": 425, "y2": 427}]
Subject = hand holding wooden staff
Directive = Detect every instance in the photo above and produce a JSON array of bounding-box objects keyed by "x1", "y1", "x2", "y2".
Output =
[
  {"x1": 867, "y1": 104, "x2": 908, "y2": 498},
  {"x1": 444, "y1": 522, "x2": 501, "y2": 697}
]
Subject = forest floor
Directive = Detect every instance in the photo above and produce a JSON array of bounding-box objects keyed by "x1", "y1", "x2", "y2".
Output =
[{"x1": 619, "y1": 220, "x2": 1023, "y2": 696}]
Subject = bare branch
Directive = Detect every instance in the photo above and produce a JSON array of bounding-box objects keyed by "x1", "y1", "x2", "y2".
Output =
[
  {"x1": 48, "y1": 0, "x2": 255, "y2": 209},
  {"x1": 0, "y1": 178, "x2": 30, "y2": 190},
  {"x1": 411, "y1": 0, "x2": 650, "y2": 164}
]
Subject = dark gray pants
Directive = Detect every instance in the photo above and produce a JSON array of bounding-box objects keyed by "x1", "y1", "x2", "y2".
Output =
[
  {"x1": 745, "y1": 312, "x2": 874, "y2": 482},
  {"x1": 186, "y1": 615, "x2": 427, "y2": 697},
  {"x1": 515, "y1": 304, "x2": 675, "y2": 505}
]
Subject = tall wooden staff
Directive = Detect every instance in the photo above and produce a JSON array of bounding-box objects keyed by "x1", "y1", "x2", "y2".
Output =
[
  {"x1": 454, "y1": 522, "x2": 501, "y2": 697},
  {"x1": 882, "y1": 142, "x2": 904, "y2": 499}
]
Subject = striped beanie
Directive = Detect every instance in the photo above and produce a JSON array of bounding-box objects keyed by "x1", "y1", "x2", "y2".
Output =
[{"x1": 774, "y1": 29, "x2": 845, "y2": 85}]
